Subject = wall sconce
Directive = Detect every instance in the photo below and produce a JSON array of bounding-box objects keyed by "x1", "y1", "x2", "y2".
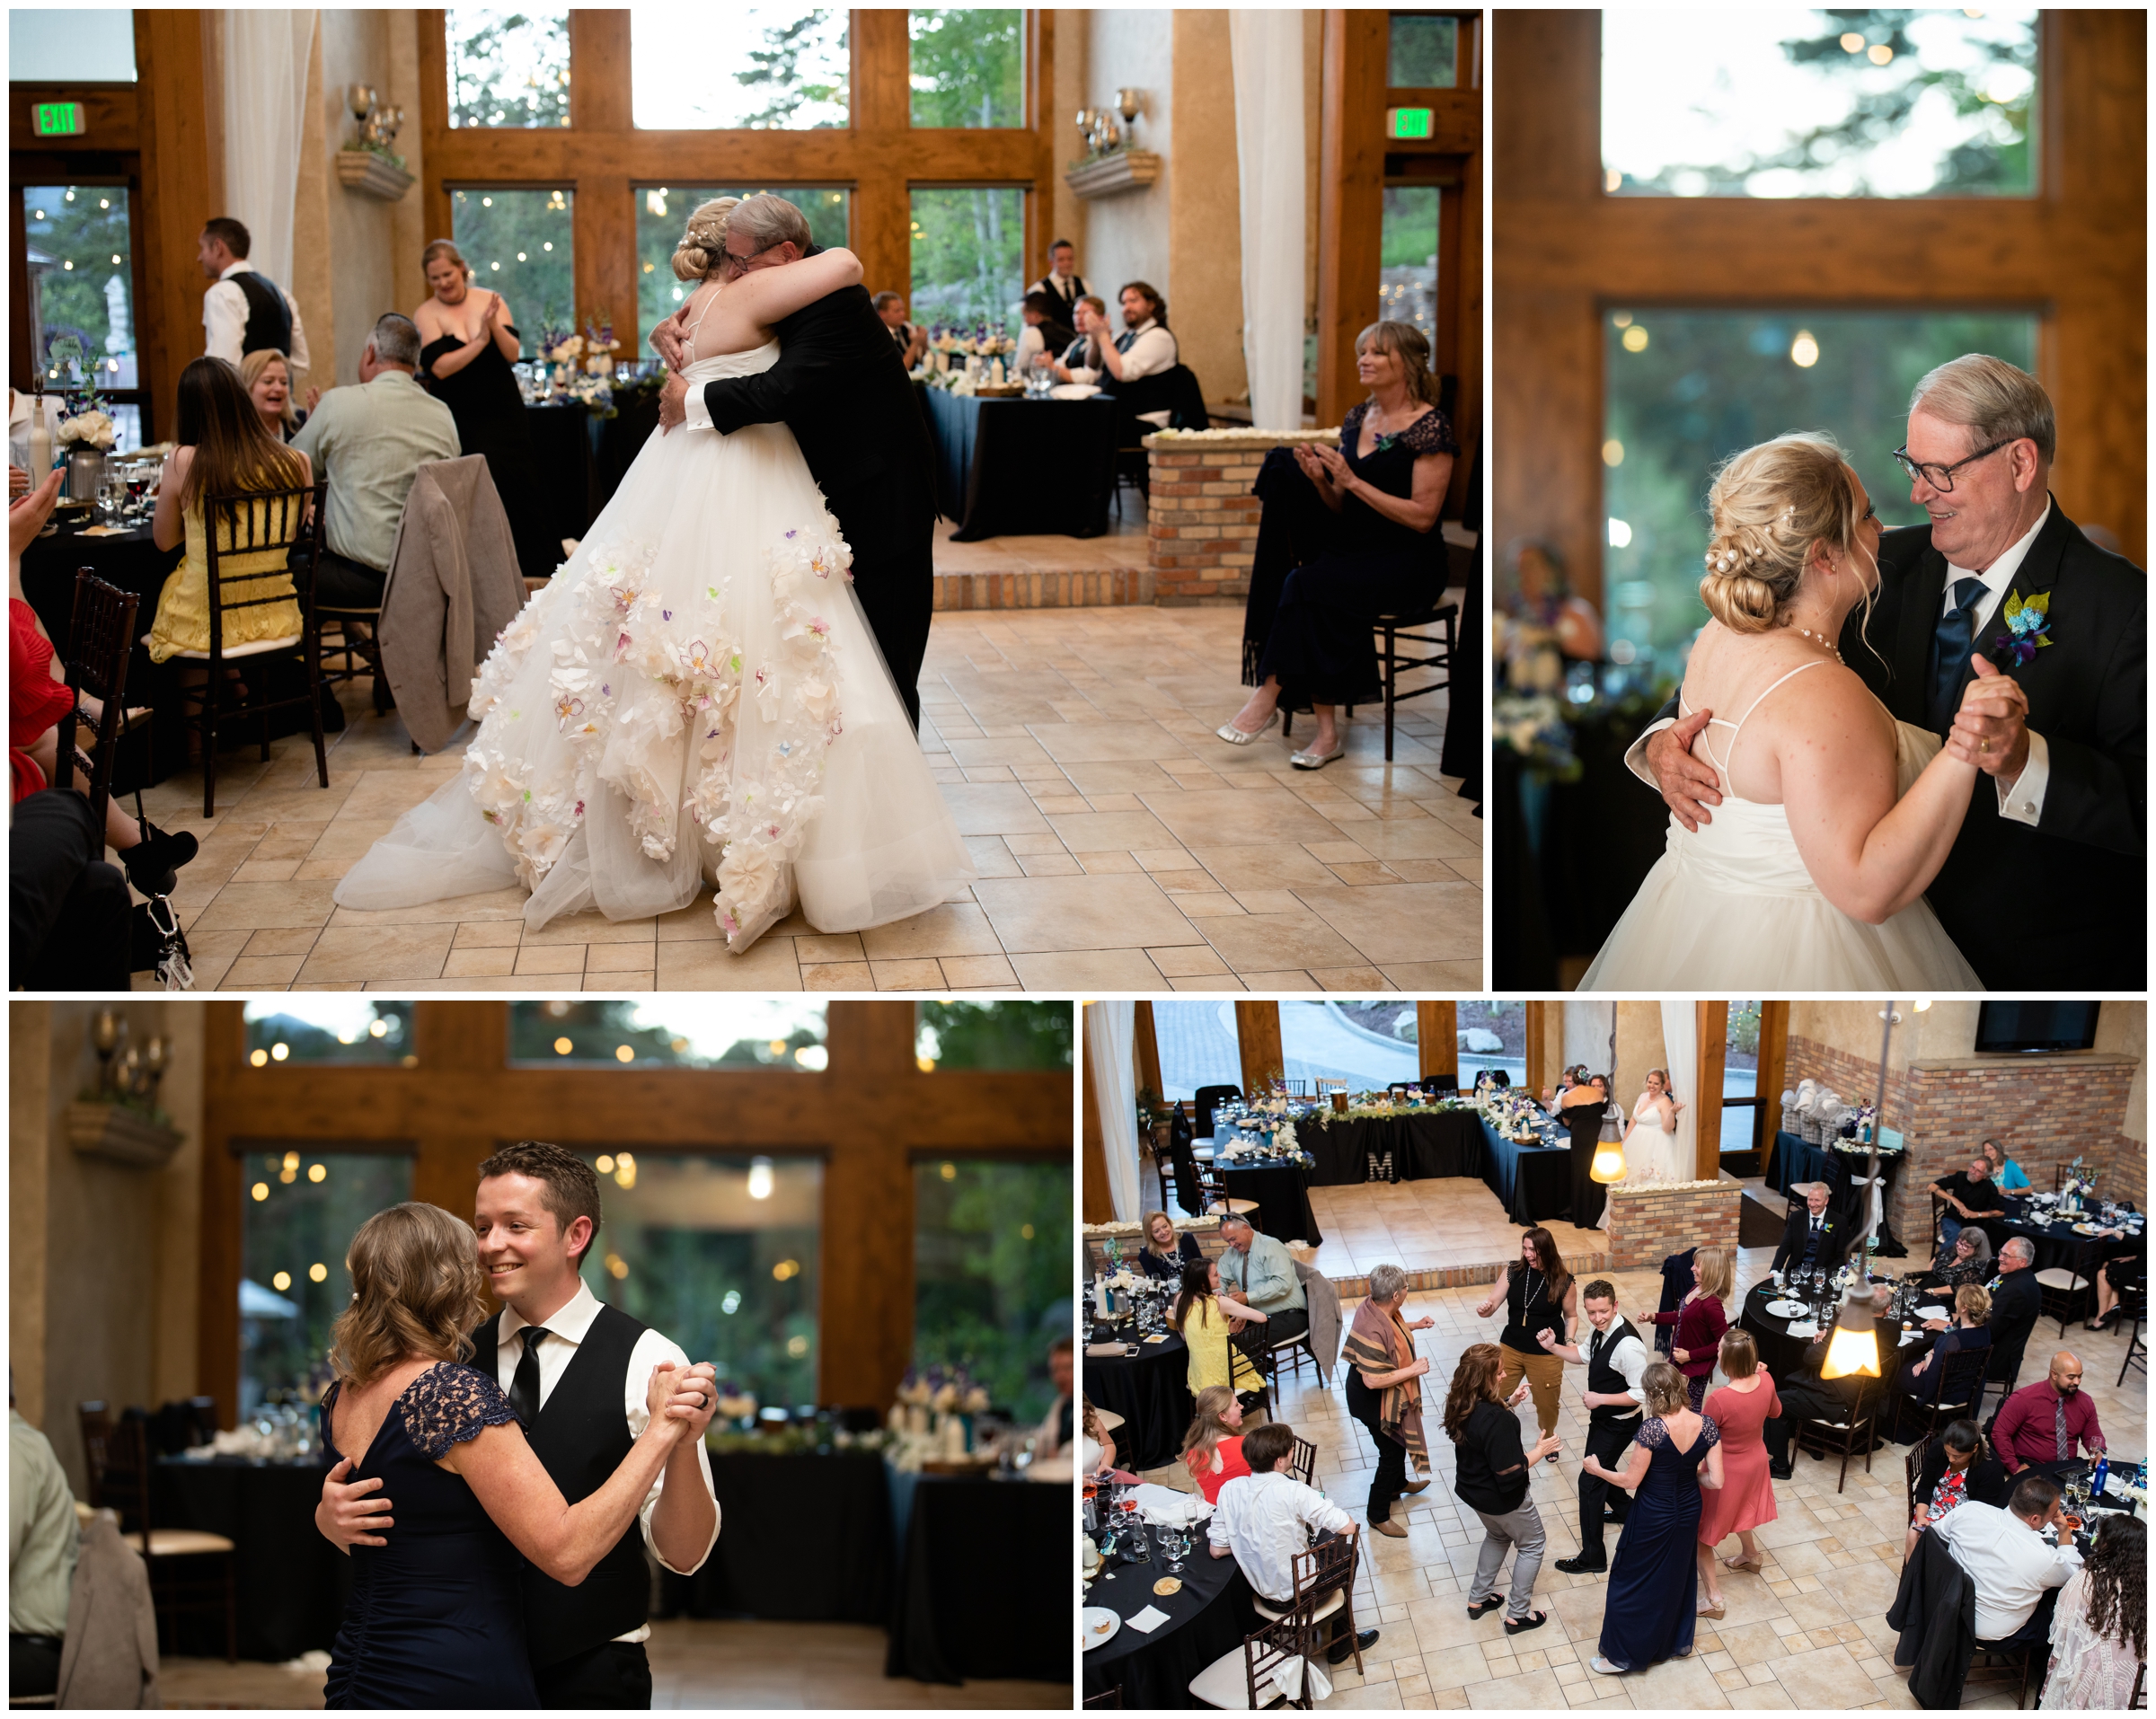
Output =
[{"x1": 347, "y1": 83, "x2": 404, "y2": 153}]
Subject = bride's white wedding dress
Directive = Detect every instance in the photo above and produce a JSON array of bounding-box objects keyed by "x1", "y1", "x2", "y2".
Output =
[
  {"x1": 1580, "y1": 660, "x2": 1982, "y2": 989},
  {"x1": 1622, "y1": 1095, "x2": 1680, "y2": 1186},
  {"x1": 335, "y1": 333, "x2": 974, "y2": 950}
]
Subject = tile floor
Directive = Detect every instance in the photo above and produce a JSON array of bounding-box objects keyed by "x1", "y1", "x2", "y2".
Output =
[
  {"x1": 1131, "y1": 1239, "x2": 2146, "y2": 1711},
  {"x1": 157, "y1": 1618, "x2": 1069, "y2": 1708},
  {"x1": 130, "y1": 601, "x2": 1480, "y2": 992}
]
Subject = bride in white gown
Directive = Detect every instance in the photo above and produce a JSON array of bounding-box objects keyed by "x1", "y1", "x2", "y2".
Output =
[
  {"x1": 1581, "y1": 432, "x2": 2024, "y2": 989},
  {"x1": 1621, "y1": 1070, "x2": 1682, "y2": 1186},
  {"x1": 336, "y1": 199, "x2": 973, "y2": 951}
]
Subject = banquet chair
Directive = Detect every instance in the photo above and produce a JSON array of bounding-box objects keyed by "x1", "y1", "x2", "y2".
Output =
[
  {"x1": 1371, "y1": 596, "x2": 1458, "y2": 763},
  {"x1": 2131, "y1": 1662, "x2": 2146, "y2": 1708},
  {"x1": 166, "y1": 478, "x2": 331, "y2": 816},
  {"x1": 52, "y1": 570, "x2": 142, "y2": 838},
  {"x1": 1473, "y1": 1068, "x2": 1510, "y2": 1089},
  {"x1": 78, "y1": 1403, "x2": 237, "y2": 1661},
  {"x1": 1313, "y1": 1079, "x2": 1348, "y2": 1098},
  {"x1": 1281, "y1": 1080, "x2": 1310, "y2": 1098},
  {"x1": 1887, "y1": 1345, "x2": 1989, "y2": 1446},
  {"x1": 1790, "y1": 1373, "x2": 1882, "y2": 1494},
  {"x1": 1191, "y1": 1084, "x2": 1242, "y2": 1160},
  {"x1": 1232, "y1": 1322, "x2": 1281, "y2": 1420},
  {"x1": 1248, "y1": 1537, "x2": 1363, "y2": 1679},
  {"x1": 1903, "y1": 1432, "x2": 1931, "y2": 1515},
  {"x1": 1082, "y1": 1686, "x2": 1123, "y2": 1708},
  {"x1": 2034, "y1": 1261, "x2": 2093, "y2": 1336},
  {"x1": 1187, "y1": 1611, "x2": 1317, "y2": 1710},
  {"x1": 1287, "y1": 1435, "x2": 1317, "y2": 1489},
  {"x1": 2118, "y1": 1287, "x2": 2146, "y2": 1388}
]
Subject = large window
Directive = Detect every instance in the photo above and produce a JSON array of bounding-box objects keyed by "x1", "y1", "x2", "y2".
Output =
[
  {"x1": 1279, "y1": 1001, "x2": 1419, "y2": 1091},
  {"x1": 1602, "y1": 307, "x2": 2040, "y2": 666},
  {"x1": 908, "y1": 10, "x2": 1024, "y2": 128},
  {"x1": 451, "y1": 188, "x2": 575, "y2": 352},
  {"x1": 579, "y1": 1152, "x2": 821, "y2": 1409},
  {"x1": 11, "y1": 9, "x2": 136, "y2": 81},
  {"x1": 509, "y1": 1000, "x2": 827, "y2": 1069},
  {"x1": 1603, "y1": 8, "x2": 2037, "y2": 198},
  {"x1": 22, "y1": 185, "x2": 142, "y2": 451},
  {"x1": 244, "y1": 1001, "x2": 417, "y2": 1067},
  {"x1": 631, "y1": 8, "x2": 848, "y2": 129},
  {"x1": 635, "y1": 185, "x2": 850, "y2": 335},
  {"x1": 915, "y1": 1001, "x2": 1072, "y2": 1071},
  {"x1": 1390, "y1": 13, "x2": 1459, "y2": 87},
  {"x1": 447, "y1": 7, "x2": 570, "y2": 129},
  {"x1": 241, "y1": 1150, "x2": 414, "y2": 1417},
  {"x1": 1380, "y1": 186, "x2": 1437, "y2": 339},
  {"x1": 1152, "y1": 1001, "x2": 1241, "y2": 1104},
  {"x1": 910, "y1": 187, "x2": 1022, "y2": 330},
  {"x1": 1723, "y1": 1001, "x2": 1763, "y2": 1157},
  {"x1": 1459, "y1": 1000, "x2": 1525, "y2": 1087},
  {"x1": 913, "y1": 1159, "x2": 1069, "y2": 1423}
]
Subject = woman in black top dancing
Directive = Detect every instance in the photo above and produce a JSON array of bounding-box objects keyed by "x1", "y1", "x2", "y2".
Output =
[
  {"x1": 1472, "y1": 1226, "x2": 1576, "y2": 1454},
  {"x1": 1218, "y1": 321, "x2": 1456, "y2": 770}
]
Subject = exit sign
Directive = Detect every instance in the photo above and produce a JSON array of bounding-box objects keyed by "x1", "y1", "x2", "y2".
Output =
[
  {"x1": 1388, "y1": 107, "x2": 1433, "y2": 140},
  {"x1": 32, "y1": 102, "x2": 85, "y2": 137}
]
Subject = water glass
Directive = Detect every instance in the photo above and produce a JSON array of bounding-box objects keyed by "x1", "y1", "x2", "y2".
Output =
[{"x1": 97, "y1": 470, "x2": 127, "y2": 524}]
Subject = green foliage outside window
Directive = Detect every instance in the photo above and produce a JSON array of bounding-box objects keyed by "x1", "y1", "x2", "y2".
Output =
[
  {"x1": 451, "y1": 189, "x2": 575, "y2": 354},
  {"x1": 910, "y1": 187, "x2": 1023, "y2": 331},
  {"x1": 908, "y1": 10, "x2": 1024, "y2": 128},
  {"x1": 915, "y1": 1001, "x2": 1073, "y2": 1071},
  {"x1": 1389, "y1": 14, "x2": 1458, "y2": 88},
  {"x1": 447, "y1": 8, "x2": 570, "y2": 128},
  {"x1": 508, "y1": 1000, "x2": 827, "y2": 1069},
  {"x1": 635, "y1": 186, "x2": 850, "y2": 339},
  {"x1": 244, "y1": 1002, "x2": 417, "y2": 1066},
  {"x1": 1380, "y1": 186, "x2": 1437, "y2": 342},
  {"x1": 1727, "y1": 1001, "x2": 1763, "y2": 1066},
  {"x1": 913, "y1": 1159, "x2": 1072, "y2": 1424},
  {"x1": 21, "y1": 186, "x2": 135, "y2": 392}
]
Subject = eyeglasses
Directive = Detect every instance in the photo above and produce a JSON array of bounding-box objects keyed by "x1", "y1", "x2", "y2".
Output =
[{"x1": 1891, "y1": 436, "x2": 2016, "y2": 492}]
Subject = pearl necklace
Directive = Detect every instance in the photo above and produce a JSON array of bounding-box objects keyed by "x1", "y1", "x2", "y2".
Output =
[{"x1": 1790, "y1": 626, "x2": 1842, "y2": 662}]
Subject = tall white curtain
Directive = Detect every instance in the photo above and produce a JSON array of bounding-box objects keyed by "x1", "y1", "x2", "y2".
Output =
[
  {"x1": 1659, "y1": 1002, "x2": 1698, "y2": 1181},
  {"x1": 1085, "y1": 1002, "x2": 1140, "y2": 1222},
  {"x1": 1229, "y1": 11, "x2": 1307, "y2": 433},
  {"x1": 223, "y1": 11, "x2": 318, "y2": 301}
]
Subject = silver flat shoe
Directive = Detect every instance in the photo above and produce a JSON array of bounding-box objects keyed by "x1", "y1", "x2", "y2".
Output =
[
  {"x1": 1215, "y1": 710, "x2": 1278, "y2": 746},
  {"x1": 1289, "y1": 743, "x2": 1344, "y2": 770}
]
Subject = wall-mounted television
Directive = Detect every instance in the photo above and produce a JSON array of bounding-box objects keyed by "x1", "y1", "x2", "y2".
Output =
[{"x1": 1974, "y1": 1002, "x2": 2101, "y2": 1055}]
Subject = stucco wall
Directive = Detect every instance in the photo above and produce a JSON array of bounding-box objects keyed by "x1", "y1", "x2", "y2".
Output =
[
  {"x1": 1081, "y1": 11, "x2": 1172, "y2": 305},
  {"x1": 319, "y1": 8, "x2": 404, "y2": 384},
  {"x1": 1166, "y1": 8, "x2": 1245, "y2": 404}
]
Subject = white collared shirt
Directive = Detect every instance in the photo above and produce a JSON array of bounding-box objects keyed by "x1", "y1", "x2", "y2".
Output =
[
  {"x1": 202, "y1": 260, "x2": 311, "y2": 374},
  {"x1": 1208, "y1": 1470, "x2": 1352, "y2": 1605},
  {"x1": 1065, "y1": 317, "x2": 1176, "y2": 387},
  {"x1": 1581, "y1": 1323, "x2": 1649, "y2": 1409},
  {"x1": 494, "y1": 1282, "x2": 720, "y2": 1638},
  {"x1": 1932, "y1": 1500, "x2": 2082, "y2": 1642},
  {"x1": 1941, "y1": 501, "x2": 2053, "y2": 825}
]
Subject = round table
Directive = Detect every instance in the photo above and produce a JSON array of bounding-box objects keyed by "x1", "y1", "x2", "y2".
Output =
[
  {"x1": 154, "y1": 1453, "x2": 349, "y2": 1661},
  {"x1": 1082, "y1": 1515, "x2": 1258, "y2": 1709},
  {"x1": 1983, "y1": 1208, "x2": 2148, "y2": 1283},
  {"x1": 1212, "y1": 1149, "x2": 1321, "y2": 1245},
  {"x1": 1084, "y1": 1333, "x2": 1194, "y2": 1472}
]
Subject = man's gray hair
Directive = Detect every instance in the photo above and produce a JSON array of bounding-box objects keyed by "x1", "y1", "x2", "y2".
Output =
[
  {"x1": 1218, "y1": 1210, "x2": 1253, "y2": 1233},
  {"x1": 1367, "y1": 1263, "x2": 1407, "y2": 1303},
  {"x1": 1910, "y1": 353, "x2": 2055, "y2": 463},
  {"x1": 728, "y1": 193, "x2": 812, "y2": 258},
  {"x1": 371, "y1": 312, "x2": 421, "y2": 369},
  {"x1": 2001, "y1": 1235, "x2": 2036, "y2": 1265}
]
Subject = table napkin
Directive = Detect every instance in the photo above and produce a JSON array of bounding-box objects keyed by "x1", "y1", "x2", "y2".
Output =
[
  {"x1": 1134, "y1": 1483, "x2": 1211, "y2": 1525},
  {"x1": 1268, "y1": 1655, "x2": 1335, "y2": 1704},
  {"x1": 1126, "y1": 1605, "x2": 1172, "y2": 1633}
]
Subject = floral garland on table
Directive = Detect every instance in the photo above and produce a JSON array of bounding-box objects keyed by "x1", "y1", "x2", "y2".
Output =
[{"x1": 1303, "y1": 1097, "x2": 1468, "y2": 1124}]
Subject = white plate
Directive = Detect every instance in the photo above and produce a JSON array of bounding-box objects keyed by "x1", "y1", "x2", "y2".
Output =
[
  {"x1": 1764, "y1": 1300, "x2": 1809, "y2": 1319},
  {"x1": 1916, "y1": 1307, "x2": 1949, "y2": 1321},
  {"x1": 2072, "y1": 1223, "x2": 2100, "y2": 1236},
  {"x1": 1082, "y1": 1607, "x2": 1121, "y2": 1650}
]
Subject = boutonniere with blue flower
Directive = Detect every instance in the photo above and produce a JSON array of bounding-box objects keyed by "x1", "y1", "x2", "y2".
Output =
[{"x1": 1988, "y1": 587, "x2": 2052, "y2": 668}]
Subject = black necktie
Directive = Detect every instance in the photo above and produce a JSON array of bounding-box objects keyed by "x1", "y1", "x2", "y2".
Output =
[
  {"x1": 1929, "y1": 576, "x2": 1988, "y2": 731},
  {"x1": 509, "y1": 1326, "x2": 550, "y2": 1427}
]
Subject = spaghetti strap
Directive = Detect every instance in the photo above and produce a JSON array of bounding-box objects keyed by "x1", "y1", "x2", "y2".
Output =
[
  {"x1": 680, "y1": 285, "x2": 722, "y2": 365},
  {"x1": 1684, "y1": 658, "x2": 1831, "y2": 788}
]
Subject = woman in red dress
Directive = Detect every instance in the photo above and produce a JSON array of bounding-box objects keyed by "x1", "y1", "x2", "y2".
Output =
[
  {"x1": 1695, "y1": 1329, "x2": 1780, "y2": 1618},
  {"x1": 1180, "y1": 1385, "x2": 1252, "y2": 1504},
  {"x1": 1639, "y1": 1247, "x2": 1731, "y2": 1414}
]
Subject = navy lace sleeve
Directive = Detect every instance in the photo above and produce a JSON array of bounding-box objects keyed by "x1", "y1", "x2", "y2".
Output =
[
  {"x1": 1400, "y1": 408, "x2": 1457, "y2": 455},
  {"x1": 402, "y1": 1363, "x2": 522, "y2": 1459},
  {"x1": 1701, "y1": 1415, "x2": 1721, "y2": 1450},
  {"x1": 1636, "y1": 1416, "x2": 1668, "y2": 1450},
  {"x1": 1340, "y1": 402, "x2": 1368, "y2": 445}
]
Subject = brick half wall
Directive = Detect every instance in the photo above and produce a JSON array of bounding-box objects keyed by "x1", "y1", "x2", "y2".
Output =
[
  {"x1": 1144, "y1": 431, "x2": 1340, "y2": 608},
  {"x1": 1605, "y1": 1179, "x2": 1743, "y2": 1271}
]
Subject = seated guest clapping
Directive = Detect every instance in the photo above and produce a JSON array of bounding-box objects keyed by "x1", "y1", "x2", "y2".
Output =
[
  {"x1": 1905, "y1": 1418, "x2": 2009, "y2": 1561},
  {"x1": 1218, "y1": 321, "x2": 1456, "y2": 770},
  {"x1": 1917, "y1": 1225, "x2": 1993, "y2": 1293},
  {"x1": 1055, "y1": 282, "x2": 1176, "y2": 391},
  {"x1": 873, "y1": 292, "x2": 927, "y2": 370},
  {"x1": 1933, "y1": 1472, "x2": 2083, "y2": 1644},
  {"x1": 1179, "y1": 1385, "x2": 1250, "y2": 1504},
  {"x1": 1137, "y1": 1209, "x2": 1202, "y2": 1281},
  {"x1": 1051, "y1": 296, "x2": 1109, "y2": 383},
  {"x1": 1207, "y1": 1420, "x2": 1379, "y2": 1666},
  {"x1": 241, "y1": 348, "x2": 314, "y2": 443},
  {"x1": 1013, "y1": 291, "x2": 1077, "y2": 377}
]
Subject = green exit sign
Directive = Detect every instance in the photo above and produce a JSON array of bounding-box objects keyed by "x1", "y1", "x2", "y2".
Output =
[
  {"x1": 1388, "y1": 107, "x2": 1433, "y2": 140},
  {"x1": 32, "y1": 102, "x2": 85, "y2": 137}
]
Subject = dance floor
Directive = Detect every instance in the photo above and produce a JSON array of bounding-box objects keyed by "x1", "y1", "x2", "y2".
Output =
[
  {"x1": 128, "y1": 595, "x2": 1479, "y2": 992},
  {"x1": 157, "y1": 1618, "x2": 1071, "y2": 1708},
  {"x1": 1134, "y1": 1238, "x2": 2147, "y2": 1711}
]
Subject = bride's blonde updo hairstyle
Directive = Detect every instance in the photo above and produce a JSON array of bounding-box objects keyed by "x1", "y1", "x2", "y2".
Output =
[
  {"x1": 671, "y1": 197, "x2": 742, "y2": 283},
  {"x1": 1700, "y1": 431, "x2": 1867, "y2": 634}
]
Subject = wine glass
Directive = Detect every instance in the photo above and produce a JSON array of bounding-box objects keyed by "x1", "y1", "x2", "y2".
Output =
[{"x1": 1163, "y1": 1527, "x2": 1188, "y2": 1573}]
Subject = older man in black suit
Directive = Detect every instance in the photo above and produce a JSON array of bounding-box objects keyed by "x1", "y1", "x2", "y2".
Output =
[
  {"x1": 654, "y1": 195, "x2": 938, "y2": 729},
  {"x1": 1771, "y1": 1181, "x2": 1851, "y2": 1279},
  {"x1": 1635, "y1": 355, "x2": 2144, "y2": 989}
]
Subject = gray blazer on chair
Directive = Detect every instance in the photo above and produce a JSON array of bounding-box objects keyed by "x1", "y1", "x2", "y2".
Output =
[
  {"x1": 56, "y1": 1510, "x2": 159, "y2": 1710},
  {"x1": 1294, "y1": 1256, "x2": 1341, "y2": 1388}
]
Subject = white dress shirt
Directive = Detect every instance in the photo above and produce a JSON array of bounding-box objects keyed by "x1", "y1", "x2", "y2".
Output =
[
  {"x1": 1582, "y1": 1323, "x2": 1649, "y2": 1410},
  {"x1": 1064, "y1": 318, "x2": 1176, "y2": 387},
  {"x1": 1208, "y1": 1469, "x2": 1353, "y2": 1604},
  {"x1": 1932, "y1": 1500, "x2": 2082, "y2": 1642},
  {"x1": 493, "y1": 1282, "x2": 720, "y2": 1639},
  {"x1": 202, "y1": 260, "x2": 310, "y2": 374}
]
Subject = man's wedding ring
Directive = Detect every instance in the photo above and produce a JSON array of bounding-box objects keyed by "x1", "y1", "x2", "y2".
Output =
[{"x1": 1980, "y1": 739, "x2": 1991, "y2": 753}]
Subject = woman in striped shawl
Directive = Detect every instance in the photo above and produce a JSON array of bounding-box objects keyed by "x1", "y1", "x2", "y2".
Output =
[{"x1": 1341, "y1": 1264, "x2": 1436, "y2": 1538}]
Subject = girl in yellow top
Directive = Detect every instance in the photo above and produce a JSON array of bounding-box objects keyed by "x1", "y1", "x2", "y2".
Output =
[
  {"x1": 1169, "y1": 1256, "x2": 1266, "y2": 1403},
  {"x1": 147, "y1": 356, "x2": 312, "y2": 663}
]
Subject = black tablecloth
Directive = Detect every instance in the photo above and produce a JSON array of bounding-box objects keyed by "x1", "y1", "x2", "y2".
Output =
[
  {"x1": 657, "y1": 1451, "x2": 892, "y2": 1623},
  {"x1": 1982, "y1": 1210, "x2": 2148, "y2": 1282},
  {"x1": 1083, "y1": 1336, "x2": 1192, "y2": 1472},
  {"x1": 1738, "y1": 1281, "x2": 1935, "y2": 1394},
  {"x1": 1769, "y1": 1132, "x2": 1911, "y2": 1256},
  {"x1": 885, "y1": 1470, "x2": 1066, "y2": 1684},
  {"x1": 1213, "y1": 1155, "x2": 1321, "y2": 1245},
  {"x1": 1478, "y1": 1115, "x2": 1575, "y2": 1226},
  {"x1": 154, "y1": 1455, "x2": 349, "y2": 1662},
  {"x1": 526, "y1": 401, "x2": 601, "y2": 556},
  {"x1": 923, "y1": 388, "x2": 1118, "y2": 540},
  {"x1": 593, "y1": 392, "x2": 662, "y2": 516},
  {"x1": 1082, "y1": 1519, "x2": 1258, "y2": 1709},
  {"x1": 1299, "y1": 1110, "x2": 1484, "y2": 1186}
]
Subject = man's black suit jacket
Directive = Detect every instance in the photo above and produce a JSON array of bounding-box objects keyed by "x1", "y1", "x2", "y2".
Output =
[{"x1": 1771, "y1": 1207, "x2": 1851, "y2": 1277}]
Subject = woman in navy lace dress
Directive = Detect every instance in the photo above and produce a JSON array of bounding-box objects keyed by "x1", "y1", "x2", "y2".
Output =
[
  {"x1": 1581, "y1": 1360, "x2": 1725, "y2": 1677},
  {"x1": 317, "y1": 1203, "x2": 711, "y2": 1709},
  {"x1": 1220, "y1": 321, "x2": 1457, "y2": 770}
]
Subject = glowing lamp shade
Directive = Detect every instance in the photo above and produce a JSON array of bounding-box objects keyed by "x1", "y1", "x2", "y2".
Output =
[
  {"x1": 1590, "y1": 1142, "x2": 1627, "y2": 1184},
  {"x1": 1818, "y1": 1301, "x2": 1882, "y2": 1380}
]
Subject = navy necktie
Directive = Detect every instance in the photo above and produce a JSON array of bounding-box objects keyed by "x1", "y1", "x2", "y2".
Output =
[
  {"x1": 1115, "y1": 330, "x2": 1137, "y2": 354},
  {"x1": 1929, "y1": 576, "x2": 1988, "y2": 731}
]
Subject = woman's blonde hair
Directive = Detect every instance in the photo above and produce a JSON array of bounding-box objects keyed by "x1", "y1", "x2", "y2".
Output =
[
  {"x1": 1700, "y1": 431, "x2": 1869, "y2": 635},
  {"x1": 1180, "y1": 1384, "x2": 1241, "y2": 1466},
  {"x1": 237, "y1": 348, "x2": 297, "y2": 432},
  {"x1": 421, "y1": 238, "x2": 472, "y2": 281},
  {"x1": 1641, "y1": 1359, "x2": 1690, "y2": 1415},
  {"x1": 1355, "y1": 320, "x2": 1438, "y2": 409},
  {"x1": 1692, "y1": 1247, "x2": 1733, "y2": 1303},
  {"x1": 1956, "y1": 1282, "x2": 1993, "y2": 1323},
  {"x1": 329, "y1": 1203, "x2": 490, "y2": 1391},
  {"x1": 672, "y1": 197, "x2": 741, "y2": 283},
  {"x1": 1141, "y1": 1209, "x2": 1179, "y2": 1258},
  {"x1": 1719, "y1": 1328, "x2": 1759, "y2": 1380}
]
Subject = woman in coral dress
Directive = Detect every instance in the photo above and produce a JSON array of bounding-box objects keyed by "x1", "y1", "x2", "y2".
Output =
[{"x1": 1695, "y1": 1330, "x2": 1780, "y2": 1618}]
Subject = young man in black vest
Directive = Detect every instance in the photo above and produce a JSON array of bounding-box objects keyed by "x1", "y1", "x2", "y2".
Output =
[
  {"x1": 198, "y1": 216, "x2": 311, "y2": 375},
  {"x1": 317, "y1": 1142, "x2": 719, "y2": 1707},
  {"x1": 1537, "y1": 1278, "x2": 1648, "y2": 1575}
]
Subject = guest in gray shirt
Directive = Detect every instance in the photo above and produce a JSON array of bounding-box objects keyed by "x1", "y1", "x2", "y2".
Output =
[{"x1": 290, "y1": 312, "x2": 460, "y2": 606}]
